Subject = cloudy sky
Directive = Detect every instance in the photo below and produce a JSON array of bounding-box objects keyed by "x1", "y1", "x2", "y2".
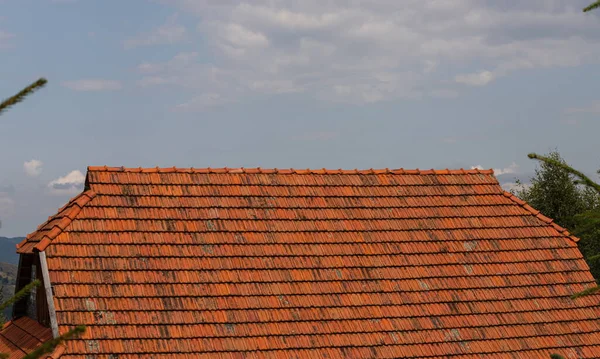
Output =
[{"x1": 0, "y1": 0, "x2": 599, "y2": 236}]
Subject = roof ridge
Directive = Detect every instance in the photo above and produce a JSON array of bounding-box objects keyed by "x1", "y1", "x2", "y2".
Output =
[
  {"x1": 502, "y1": 191, "x2": 580, "y2": 243},
  {"x1": 17, "y1": 190, "x2": 97, "y2": 253},
  {"x1": 87, "y1": 166, "x2": 496, "y2": 175}
]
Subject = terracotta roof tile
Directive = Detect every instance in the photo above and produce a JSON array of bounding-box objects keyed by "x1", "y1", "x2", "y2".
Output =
[
  {"x1": 17, "y1": 166, "x2": 600, "y2": 357},
  {"x1": 17, "y1": 190, "x2": 96, "y2": 253},
  {"x1": 0, "y1": 317, "x2": 52, "y2": 358}
]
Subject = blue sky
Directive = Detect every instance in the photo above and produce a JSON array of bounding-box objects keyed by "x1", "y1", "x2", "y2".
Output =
[{"x1": 1, "y1": 0, "x2": 599, "y2": 236}]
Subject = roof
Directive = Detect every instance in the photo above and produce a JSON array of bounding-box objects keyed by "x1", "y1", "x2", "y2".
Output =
[
  {"x1": 0, "y1": 316, "x2": 54, "y2": 358},
  {"x1": 16, "y1": 166, "x2": 600, "y2": 358}
]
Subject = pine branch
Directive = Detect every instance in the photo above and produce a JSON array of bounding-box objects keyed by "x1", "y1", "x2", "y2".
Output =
[
  {"x1": 584, "y1": 1, "x2": 600, "y2": 12},
  {"x1": 0, "y1": 280, "x2": 40, "y2": 314},
  {"x1": 571, "y1": 285, "x2": 600, "y2": 299},
  {"x1": 0, "y1": 78, "x2": 47, "y2": 117},
  {"x1": 527, "y1": 153, "x2": 600, "y2": 195},
  {"x1": 588, "y1": 254, "x2": 600, "y2": 262},
  {"x1": 21, "y1": 325, "x2": 85, "y2": 359}
]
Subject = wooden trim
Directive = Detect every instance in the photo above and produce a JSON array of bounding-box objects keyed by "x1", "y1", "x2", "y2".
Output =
[
  {"x1": 11, "y1": 254, "x2": 24, "y2": 319},
  {"x1": 39, "y1": 251, "x2": 59, "y2": 338},
  {"x1": 36, "y1": 262, "x2": 50, "y2": 326}
]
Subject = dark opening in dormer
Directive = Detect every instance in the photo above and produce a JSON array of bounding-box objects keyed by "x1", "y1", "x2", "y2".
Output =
[{"x1": 12, "y1": 253, "x2": 50, "y2": 327}]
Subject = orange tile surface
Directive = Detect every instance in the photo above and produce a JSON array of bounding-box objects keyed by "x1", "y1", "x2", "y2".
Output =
[
  {"x1": 0, "y1": 316, "x2": 53, "y2": 359},
  {"x1": 17, "y1": 167, "x2": 600, "y2": 358}
]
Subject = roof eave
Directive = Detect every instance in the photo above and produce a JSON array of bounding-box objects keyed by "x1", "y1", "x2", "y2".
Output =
[{"x1": 16, "y1": 190, "x2": 97, "y2": 254}]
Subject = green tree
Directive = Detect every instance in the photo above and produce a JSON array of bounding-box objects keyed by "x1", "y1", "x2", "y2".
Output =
[
  {"x1": 514, "y1": 151, "x2": 597, "y2": 229},
  {"x1": 0, "y1": 79, "x2": 85, "y2": 358},
  {"x1": 526, "y1": 154, "x2": 600, "y2": 359}
]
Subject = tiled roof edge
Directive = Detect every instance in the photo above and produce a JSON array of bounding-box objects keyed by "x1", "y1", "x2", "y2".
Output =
[
  {"x1": 16, "y1": 190, "x2": 97, "y2": 253},
  {"x1": 1, "y1": 319, "x2": 13, "y2": 330},
  {"x1": 502, "y1": 191, "x2": 580, "y2": 243},
  {"x1": 87, "y1": 166, "x2": 496, "y2": 175},
  {"x1": 45, "y1": 344, "x2": 66, "y2": 359}
]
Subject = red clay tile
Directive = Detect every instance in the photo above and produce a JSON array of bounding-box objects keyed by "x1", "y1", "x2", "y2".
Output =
[{"x1": 0, "y1": 317, "x2": 52, "y2": 358}]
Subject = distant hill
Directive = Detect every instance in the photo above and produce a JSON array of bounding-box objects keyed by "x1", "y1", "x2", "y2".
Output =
[
  {"x1": 0, "y1": 261, "x2": 17, "y2": 319},
  {"x1": 0, "y1": 237, "x2": 22, "y2": 265},
  {"x1": 0, "y1": 237, "x2": 22, "y2": 319}
]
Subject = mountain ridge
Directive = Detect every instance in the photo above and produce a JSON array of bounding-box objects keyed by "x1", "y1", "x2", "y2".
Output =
[{"x1": 0, "y1": 237, "x2": 22, "y2": 265}]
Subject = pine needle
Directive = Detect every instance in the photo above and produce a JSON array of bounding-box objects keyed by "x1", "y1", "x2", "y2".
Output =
[
  {"x1": 21, "y1": 326, "x2": 85, "y2": 359},
  {"x1": 0, "y1": 280, "x2": 40, "y2": 314},
  {"x1": 583, "y1": 1, "x2": 600, "y2": 12},
  {"x1": 571, "y1": 285, "x2": 600, "y2": 299},
  {"x1": 527, "y1": 153, "x2": 600, "y2": 195},
  {"x1": 0, "y1": 78, "x2": 47, "y2": 117}
]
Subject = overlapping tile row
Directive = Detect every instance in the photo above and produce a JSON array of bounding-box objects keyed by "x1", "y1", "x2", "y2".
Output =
[
  {"x1": 18, "y1": 167, "x2": 600, "y2": 357},
  {"x1": 0, "y1": 316, "x2": 53, "y2": 358},
  {"x1": 16, "y1": 191, "x2": 96, "y2": 254}
]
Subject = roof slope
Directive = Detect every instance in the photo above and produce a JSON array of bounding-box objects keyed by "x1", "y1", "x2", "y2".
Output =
[
  {"x1": 0, "y1": 316, "x2": 52, "y2": 358},
  {"x1": 18, "y1": 166, "x2": 600, "y2": 358}
]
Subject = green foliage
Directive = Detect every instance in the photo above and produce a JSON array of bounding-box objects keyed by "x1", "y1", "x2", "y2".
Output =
[
  {"x1": 572, "y1": 209, "x2": 600, "y2": 279},
  {"x1": 0, "y1": 78, "x2": 47, "y2": 117},
  {"x1": 584, "y1": 1, "x2": 600, "y2": 12},
  {"x1": 526, "y1": 152, "x2": 600, "y2": 302},
  {"x1": 550, "y1": 354, "x2": 566, "y2": 359},
  {"x1": 0, "y1": 280, "x2": 40, "y2": 326},
  {"x1": 0, "y1": 279, "x2": 85, "y2": 359},
  {"x1": 21, "y1": 326, "x2": 85, "y2": 359},
  {"x1": 522, "y1": 154, "x2": 600, "y2": 282},
  {"x1": 516, "y1": 151, "x2": 599, "y2": 229}
]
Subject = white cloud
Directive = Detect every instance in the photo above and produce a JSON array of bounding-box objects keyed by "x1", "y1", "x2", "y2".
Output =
[
  {"x1": 494, "y1": 162, "x2": 519, "y2": 175},
  {"x1": 471, "y1": 162, "x2": 519, "y2": 175},
  {"x1": 423, "y1": 60, "x2": 438, "y2": 74},
  {"x1": 430, "y1": 89, "x2": 459, "y2": 98},
  {"x1": 47, "y1": 170, "x2": 85, "y2": 195},
  {"x1": 0, "y1": 194, "x2": 15, "y2": 218},
  {"x1": 455, "y1": 70, "x2": 495, "y2": 86},
  {"x1": 145, "y1": 1, "x2": 600, "y2": 108},
  {"x1": 501, "y1": 181, "x2": 531, "y2": 193},
  {"x1": 232, "y1": 4, "x2": 349, "y2": 31},
  {"x1": 62, "y1": 79, "x2": 122, "y2": 92},
  {"x1": 219, "y1": 23, "x2": 269, "y2": 49},
  {"x1": 175, "y1": 93, "x2": 230, "y2": 111},
  {"x1": 124, "y1": 14, "x2": 187, "y2": 49},
  {"x1": 565, "y1": 100, "x2": 600, "y2": 114},
  {"x1": 23, "y1": 160, "x2": 43, "y2": 177},
  {"x1": 0, "y1": 184, "x2": 15, "y2": 218},
  {"x1": 0, "y1": 31, "x2": 14, "y2": 49}
]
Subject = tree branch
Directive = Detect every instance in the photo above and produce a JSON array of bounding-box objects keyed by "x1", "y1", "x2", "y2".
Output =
[
  {"x1": 584, "y1": 1, "x2": 600, "y2": 12},
  {"x1": 21, "y1": 326, "x2": 85, "y2": 359},
  {"x1": 527, "y1": 153, "x2": 600, "y2": 195},
  {"x1": 0, "y1": 78, "x2": 47, "y2": 117},
  {"x1": 571, "y1": 285, "x2": 600, "y2": 299},
  {"x1": 0, "y1": 280, "x2": 40, "y2": 316}
]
